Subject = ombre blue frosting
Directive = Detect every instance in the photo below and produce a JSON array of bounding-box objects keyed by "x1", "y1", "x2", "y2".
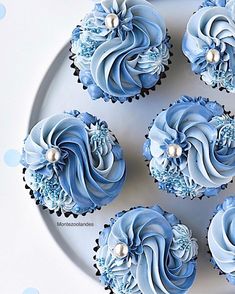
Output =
[
  {"x1": 183, "y1": 0, "x2": 235, "y2": 92},
  {"x1": 201, "y1": 0, "x2": 227, "y2": 7},
  {"x1": 143, "y1": 96, "x2": 235, "y2": 199},
  {"x1": 21, "y1": 110, "x2": 126, "y2": 215},
  {"x1": 70, "y1": 0, "x2": 170, "y2": 103},
  {"x1": 208, "y1": 196, "x2": 235, "y2": 285},
  {"x1": 96, "y1": 205, "x2": 198, "y2": 294}
]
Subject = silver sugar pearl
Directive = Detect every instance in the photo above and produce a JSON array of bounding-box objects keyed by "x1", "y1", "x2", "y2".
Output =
[
  {"x1": 206, "y1": 49, "x2": 220, "y2": 64},
  {"x1": 105, "y1": 13, "x2": 120, "y2": 30},
  {"x1": 46, "y1": 147, "x2": 61, "y2": 163},
  {"x1": 167, "y1": 144, "x2": 182, "y2": 158},
  {"x1": 113, "y1": 243, "x2": 129, "y2": 259}
]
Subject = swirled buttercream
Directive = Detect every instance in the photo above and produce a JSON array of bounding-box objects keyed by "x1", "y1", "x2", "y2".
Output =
[
  {"x1": 143, "y1": 96, "x2": 235, "y2": 199},
  {"x1": 70, "y1": 0, "x2": 171, "y2": 102},
  {"x1": 95, "y1": 205, "x2": 198, "y2": 294},
  {"x1": 183, "y1": 0, "x2": 235, "y2": 92},
  {"x1": 208, "y1": 196, "x2": 235, "y2": 285},
  {"x1": 21, "y1": 110, "x2": 126, "y2": 216}
]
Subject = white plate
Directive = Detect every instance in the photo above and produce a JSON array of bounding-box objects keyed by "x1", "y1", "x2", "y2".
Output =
[{"x1": 28, "y1": 1, "x2": 235, "y2": 293}]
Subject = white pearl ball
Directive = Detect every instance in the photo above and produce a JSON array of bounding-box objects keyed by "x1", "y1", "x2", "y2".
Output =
[
  {"x1": 105, "y1": 13, "x2": 119, "y2": 30},
  {"x1": 46, "y1": 148, "x2": 61, "y2": 163},
  {"x1": 206, "y1": 49, "x2": 220, "y2": 63},
  {"x1": 113, "y1": 243, "x2": 129, "y2": 259},
  {"x1": 167, "y1": 144, "x2": 182, "y2": 158}
]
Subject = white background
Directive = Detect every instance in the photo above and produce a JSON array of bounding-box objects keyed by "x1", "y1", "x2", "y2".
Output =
[{"x1": 1, "y1": 1, "x2": 235, "y2": 294}]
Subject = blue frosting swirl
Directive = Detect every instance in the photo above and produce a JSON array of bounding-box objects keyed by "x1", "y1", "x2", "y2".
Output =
[
  {"x1": 21, "y1": 111, "x2": 126, "y2": 215},
  {"x1": 183, "y1": 1, "x2": 235, "y2": 92},
  {"x1": 96, "y1": 205, "x2": 198, "y2": 294},
  {"x1": 208, "y1": 196, "x2": 235, "y2": 285},
  {"x1": 201, "y1": 0, "x2": 227, "y2": 7},
  {"x1": 143, "y1": 96, "x2": 235, "y2": 199},
  {"x1": 71, "y1": 0, "x2": 170, "y2": 102}
]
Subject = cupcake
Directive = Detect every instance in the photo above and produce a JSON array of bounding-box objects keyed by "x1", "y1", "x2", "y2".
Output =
[
  {"x1": 70, "y1": 0, "x2": 171, "y2": 103},
  {"x1": 183, "y1": 0, "x2": 235, "y2": 92},
  {"x1": 208, "y1": 196, "x2": 235, "y2": 285},
  {"x1": 94, "y1": 205, "x2": 198, "y2": 294},
  {"x1": 21, "y1": 110, "x2": 126, "y2": 217},
  {"x1": 143, "y1": 96, "x2": 235, "y2": 199}
]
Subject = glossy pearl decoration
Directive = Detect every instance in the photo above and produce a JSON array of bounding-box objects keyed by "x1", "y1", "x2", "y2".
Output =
[
  {"x1": 105, "y1": 13, "x2": 120, "y2": 30},
  {"x1": 167, "y1": 144, "x2": 182, "y2": 158},
  {"x1": 113, "y1": 243, "x2": 129, "y2": 259},
  {"x1": 46, "y1": 147, "x2": 61, "y2": 163},
  {"x1": 206, "y1": 49, "x2": 220, "y2": 64}
]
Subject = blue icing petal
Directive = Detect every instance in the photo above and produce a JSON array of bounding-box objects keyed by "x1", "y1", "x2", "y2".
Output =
[
  {"x1": 144, "y1": 96, "x2": 235, "y2": 199},
  {"x1": 95, "y1": 3, "x2": 105, "y2": 12},
  {"x1": 139, "y1": 73, "x2": 159, "y2": 89},
  {"x1": 99, "y1": 226, "x2": 112, "y2": 246},
  {"x1": 79, "y1": 70, "x2": 94, "y2": 87},
  {"x1": 79, "y1": 112, "x2": 97, "y2": 126},
  {"x1": 112, "y1": 144, "x2": 124, "y2": 161},
  {"x1": 64, "y1": 109, "x2": 80, "y2": 117},
  {"x1": 151, "y1": 204, "x2": 165, "y2": 215},
  {"x1": 208, "y1": 196, "x2": 235, "y2": 285},
  {"x1": 205, "y1": 101, "x2": 224, "y2": 116},
  {"x1": 21, "y1": 111, "x2": 126, "y2": 215},
  {"x1": 96, "y1": 206, "x2": 198, "y2": 294},
  {"x1": 143, "y1": 138, "x2": 152, "y2": 161},
  {"x1": 201, "y1": 0, "x2": 227, "y2": 7},
  {"x1": 222, "y1": 196, "x2": 235, "y2": 210},
  {"x1": 165, "y1": 213, "x2": 180, "y2": 226},
  {"x1": 183, "y1": 3, "x2": 235, "y2": 92},
  {"x1": 72, "y1": 26, "x2": 81, "y2": 42},
  {"x1": 88, "y1": 84, "x2": 104, "y2": 100},
  {"x1": 226, "y1": 273, "x2": 235, "y2": 285},
  {"x1": 204, "y1": 187, "x2": 221, "y2": 197},
  {"x1": 70, "y1": 0, "x2": 171, "y2": 102}
]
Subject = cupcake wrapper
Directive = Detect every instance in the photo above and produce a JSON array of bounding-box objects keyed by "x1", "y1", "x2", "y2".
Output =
[
  {"x1": 144, "y1": 104, "x2": 233, "y2": 200},
  {"x1": 69, "y1": 34, "x2": 173, "y2": 104},
  {"x1": 22, "y1": 168, "x2": 101, "y2": 218}
]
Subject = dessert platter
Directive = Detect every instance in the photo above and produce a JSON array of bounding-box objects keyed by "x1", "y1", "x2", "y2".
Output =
[{"x1": 22, "y1": 0, "x2": 235, "y2": 293}]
